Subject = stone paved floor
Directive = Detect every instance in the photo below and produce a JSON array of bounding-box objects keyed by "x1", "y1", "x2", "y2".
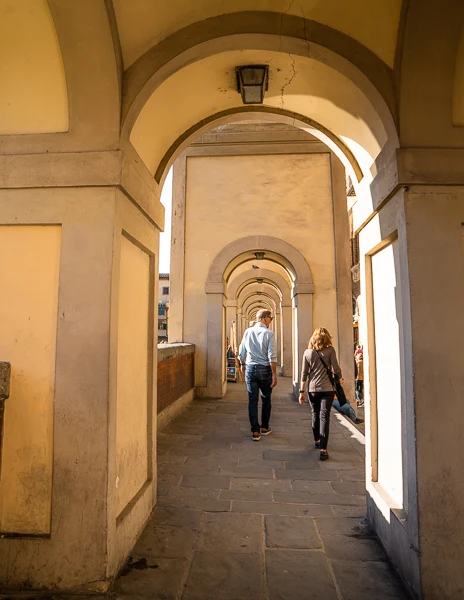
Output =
[{"x1": 113, "y1": 377, "x2": 409, "y2": 600}]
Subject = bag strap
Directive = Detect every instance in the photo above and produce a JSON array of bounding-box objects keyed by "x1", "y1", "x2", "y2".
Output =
[{"x1": 315, "y1": 350, "x2": 336, "y2": 389}]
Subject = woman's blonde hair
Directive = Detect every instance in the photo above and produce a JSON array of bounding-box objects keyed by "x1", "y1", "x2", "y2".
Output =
[{"x1": 309, "y1": 327, "x2": 333, "y2": 351}]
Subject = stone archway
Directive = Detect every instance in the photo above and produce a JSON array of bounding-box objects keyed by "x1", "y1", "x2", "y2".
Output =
[
  {"x1": 201, "y1": 236, "x2": 314, "y2": 398},
  {"x1": 227, "y1": 268, "x2": 293, "y2": 376},
  {"x1": 121, "y1": 13, "x2": 399, "y2": 180}
]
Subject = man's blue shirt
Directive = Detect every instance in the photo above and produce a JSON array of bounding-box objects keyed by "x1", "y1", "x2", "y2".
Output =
[{"x1": 238, "y1": 322, "x2": 277, "y2": 366}]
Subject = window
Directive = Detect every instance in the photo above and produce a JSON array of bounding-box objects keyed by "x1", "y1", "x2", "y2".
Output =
[
  {"x1": 158, "y1": 308, "x2": 165, "y2": 315},
  {"x1": 162, "y1": 286, "x2": 169, "y2": 295}
]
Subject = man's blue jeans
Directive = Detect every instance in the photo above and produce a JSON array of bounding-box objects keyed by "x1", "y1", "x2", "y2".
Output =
[{"x1": 245, "y1": 364, "x2": 273, "y2": 433}]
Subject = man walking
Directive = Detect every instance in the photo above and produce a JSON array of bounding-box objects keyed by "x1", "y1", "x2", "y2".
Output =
[{"x1": 238, "y1": 309, "x2": 278, "y2": 441}]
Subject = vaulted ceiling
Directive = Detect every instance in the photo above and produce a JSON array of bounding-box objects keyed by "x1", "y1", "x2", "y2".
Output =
[{"x1": 112, "y1": 0, "x2": 403, "y2": 68}]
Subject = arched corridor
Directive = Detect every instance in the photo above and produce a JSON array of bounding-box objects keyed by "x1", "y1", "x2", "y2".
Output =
[{"x1": 1, "y1": 2, "x2": 464, "y2": 598}]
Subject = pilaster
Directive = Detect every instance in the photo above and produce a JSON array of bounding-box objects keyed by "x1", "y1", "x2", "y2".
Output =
[{"x1": 0, "y1": 150, "x2": 161, "y2": 591}]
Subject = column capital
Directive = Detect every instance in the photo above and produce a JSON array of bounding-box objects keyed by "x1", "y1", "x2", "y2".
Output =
[
  {"x1": 0, "y1": 150, "x2": 165, "y2": 231},
  {"x1": 205, "y1": 282, "x2": 226, "y2": 295},
  {"x1": 371, "y1": 147, "x2": 464, "y2": 211},
  {"x1": 292, "y1": 283, "x2": 315, "y2": 297}
]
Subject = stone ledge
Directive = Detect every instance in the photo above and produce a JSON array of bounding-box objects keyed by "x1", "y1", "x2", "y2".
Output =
[{"x1": 158, "y1": 342, "x2": 195, "y2": 361}]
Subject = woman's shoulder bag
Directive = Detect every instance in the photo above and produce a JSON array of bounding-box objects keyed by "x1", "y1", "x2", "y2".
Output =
[{"x1": 315, "y1": 350, "x2": 347, "y2": 407}]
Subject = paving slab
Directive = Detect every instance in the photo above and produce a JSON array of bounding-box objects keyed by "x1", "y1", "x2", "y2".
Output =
[
  {"x1": 314, "y1": 516, "x2": 368, "y2": 536},
  {"x1": 274, "y1": 468, "x2": 339, "y2": 480},
  {"x1": 157, "y1": 473, "x2": 183, "y2": 495},
  {"x1": 183, "y1": 552, "x2": 264, "y2": 600},
  {"x1": 164, "y1": 486, "x2": 221, "y2": 499},
  {"x1": 184, "y1": 455, "x2": 239, "y2": 467},
  {"x1": 337, "y1": 468, "x2": 366, "y2": 481},
  {"x1": 180, "y1": 474, "x2": 230, "y2": 489},
  {"x1": 265, "y1": 515, "x2": 322, "y2": 549},
  {"x1": 175, "y1": 497, "x2": 231, "y2": 511},
  {"x1": 291, "y1": 480, "x2": 338, "y2": 493},
  {"x1": 331, "y1": 480, "x2": 366, "y2": 495},
  {"x1": 322, "y1": 535, "x2": 388, "y2": 561},
  {"x1": 231, "y1": 500, "x2": 333, "y2": 517},
  {"x1": 218, "y1": 465, "x2": 275, "y2": 478},
  {"x1": 331, "y1": 504, "x2": 367, "y2": 518},
  {"x1": 113, "y1": 557, "x2": 189, "y2": 600},
  {"x1": 263, "y1": 449, "x2": 315, "y2": 461},
  {"x1": 266, "y1": 549, "x2": 338, "y2": 600},
  {"x1": 331, "y1": 559, "x2": 409, "y2": 600},
  {"x1": 236, "y1": 458, "x2": 284, "y2": 469},
  {"x1": 160, "y1": 463, "x2": 221, "y2": 475},
  {"x1": 219, "y1": 488, "x2": 274, "y2": 501},
  {"x1": 133, "y1": 525, "x2": 199, "y2": 561},
  {"x1": 149, "y1": 506, "x2": 203, "y2": 531},
  {"x1": 198, "y1": 512, "x2": 263, "y2": 553},
  {"x1": 230, "y1": 477, "x2": 292, "y2": 491},
  {"x1": 274, "y1": 491, "x2": 366, "y2": 506}
]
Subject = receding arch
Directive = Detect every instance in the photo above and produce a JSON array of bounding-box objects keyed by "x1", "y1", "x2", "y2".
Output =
[
  {"x1": 228, "y1": 268, "x2": 292, "y2": 304},
  {"x1": 203, "y1": 235, "x2": 314, "y2": 397},
  {"x1": 236, "y1": 280, "x2": 284, "y2": 303},
  {"x1": 239, "y1": 288, "x2": 281, "y2": 314},
  {"x1": 243, "y1": 298, "x2": 275, "y2": 318},
  {"x1": 154, "y1": 108, "x2": 363, "y2": 186},
  {"x1": 206, "y1": 236, "x2": 314, "y2": 291}
]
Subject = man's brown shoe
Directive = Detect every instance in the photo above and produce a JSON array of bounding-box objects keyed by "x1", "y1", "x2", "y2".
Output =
[
  {"x1": 261, "y1": 427, "x2": 272, "y2": 436},
  {"x1": 252, "y1": 431, "x2": 261, "y2": 441}
]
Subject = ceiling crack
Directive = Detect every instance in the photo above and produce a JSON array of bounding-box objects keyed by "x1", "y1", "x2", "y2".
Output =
[{"x1": 280, "y1": 54, "x2": 297, "y2": 109}]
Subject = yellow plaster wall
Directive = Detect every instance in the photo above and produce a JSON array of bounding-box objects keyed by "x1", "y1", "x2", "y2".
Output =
[
  {"x1": 114, "y1": 0, "x2": 401, "y2": 68},
  {"x1": 0, "y1": 0, "x2": 68, "y2": 134},
  {"x1": 0, "y1": 225, "x2": 61, "y2": 534},
  {"x1": 130, "y1": 50, "x2": 386, "y2": 179},
  {"x1": 183, "y1": 153, "x2": 336, "y2": 385},
  {"x1": 115, "y1": 235, "x2": 150, "y2": 516}
]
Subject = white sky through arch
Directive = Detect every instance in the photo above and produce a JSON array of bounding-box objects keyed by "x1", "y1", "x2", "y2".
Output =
[{"x1": 159, "y1": 167, "x2": 172, "y2": 273}]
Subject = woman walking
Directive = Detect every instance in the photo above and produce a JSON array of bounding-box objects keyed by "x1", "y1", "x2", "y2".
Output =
[{"x1": 298, "y1": 327, "x2": 342, "y2": 460}]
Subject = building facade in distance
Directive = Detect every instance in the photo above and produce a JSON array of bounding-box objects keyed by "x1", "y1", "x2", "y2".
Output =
[{"x1": 158, "y1": 273, "x2": 169, "y2": 342}]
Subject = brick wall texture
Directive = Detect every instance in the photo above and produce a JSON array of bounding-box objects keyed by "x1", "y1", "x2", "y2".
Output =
[{"x1": 157, "y1": 353, "x2": 194, "y2": 414}]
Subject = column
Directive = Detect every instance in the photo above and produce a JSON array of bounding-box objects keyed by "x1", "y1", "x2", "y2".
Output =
[
  {"x1": 168, "y1": 153, "x2": 187, "y2": 342},
  {"x1": 236, "y1": 308, "x2": 243, "y2": 343},
  {"x1": 357, "y1": 148, "x2": 464, "y2": 598},
  {"x1": 281, "y1": 303, "x2": 293, "y2": 377},
  {"x1": 0, "y1": 151, "x2": 161, "y2": 592},
  {"x1": 199, "y1": 287, "x2": 227, "y2": 398},
  {"x1": 292, "y1": 288, "x2": 313, "y2": 394}
]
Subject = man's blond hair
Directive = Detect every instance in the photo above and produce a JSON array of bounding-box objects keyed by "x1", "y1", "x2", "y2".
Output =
[{"x1": 256, "y1": 309, "x2": 272, "y2": 321}]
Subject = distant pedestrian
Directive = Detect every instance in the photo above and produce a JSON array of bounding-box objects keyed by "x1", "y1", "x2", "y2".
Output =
[
  {"x1": 298, "y1": 327, "x2": 342, "y2": 460},
  {"x1": 355, "y1": 348, "x2": 364, "y2": 407},
  {"x1": 238, "y1": 309, "x2": 278, "y2": 441},
  {"x1": 332, "y1": 396, "x2": 364, "y2": 424}
]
